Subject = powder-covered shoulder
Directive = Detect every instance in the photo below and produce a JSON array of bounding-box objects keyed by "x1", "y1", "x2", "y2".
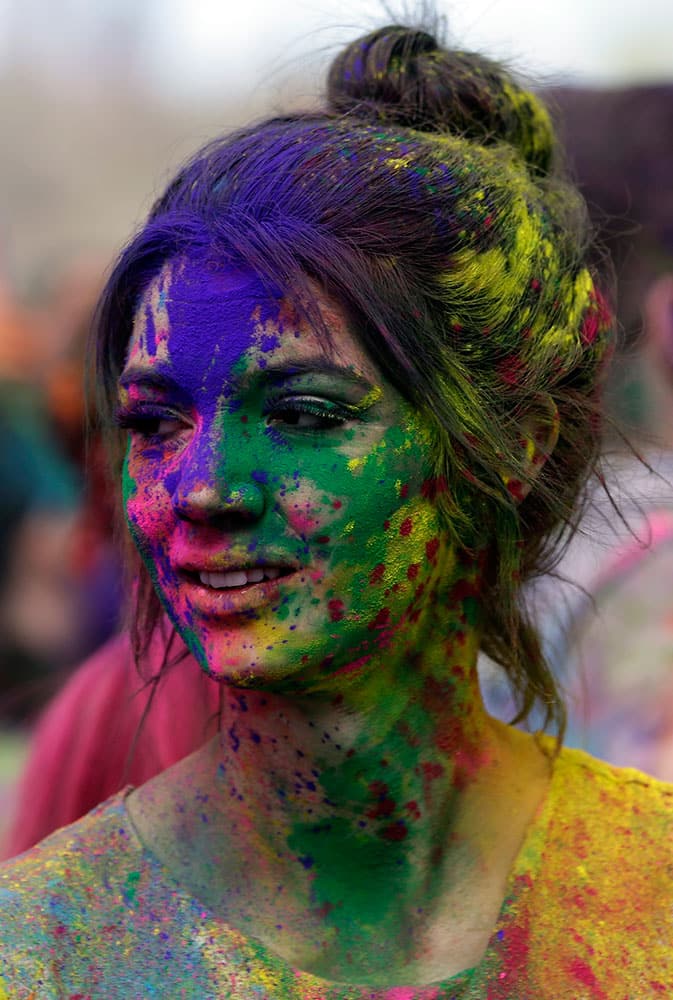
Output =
[
  {"x1": 557, "y1": 743, "x2": 673, "y2": 819},
  {"x1": 0, "y1": 791, "x2": 143, "y2": 986},
  {"x1": 544, "y1": 744, "x2": 673, "y2": 884}
]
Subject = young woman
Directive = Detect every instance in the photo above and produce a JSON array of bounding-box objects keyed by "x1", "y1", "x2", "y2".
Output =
[{"x1": 2, "y1": 25, "x2": 672, "y2": 999}]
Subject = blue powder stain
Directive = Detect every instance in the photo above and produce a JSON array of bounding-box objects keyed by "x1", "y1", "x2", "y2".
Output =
[
  {"x1": 298, "y1": 855, "x2": 314, "y2": 869},
  {"x1": 260, "y1": 333, "x2": 280, "y2": 353},
  {"x1": 251, "y1": 469, "x2": 268, "y2": 484},
  {"x1": 144, "y1": 300, "x2": 158, "y2": 356}
]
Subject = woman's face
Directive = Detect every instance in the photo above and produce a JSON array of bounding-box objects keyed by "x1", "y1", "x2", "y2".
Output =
[{"x1": 120, "y1": 255, "x2": 459, "y2": 691}]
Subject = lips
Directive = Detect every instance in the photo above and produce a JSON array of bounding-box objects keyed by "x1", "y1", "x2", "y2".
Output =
[
  {"x1": 198, "y1": 566, "x2": 283, "y2": 589},
  {"x1": 174, "y1": 559, "x2": 298, "y2": 617}
]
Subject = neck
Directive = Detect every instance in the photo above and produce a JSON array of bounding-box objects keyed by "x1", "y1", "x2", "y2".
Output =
[{"x1": 130, "y1": 571, "x2": 551, "y2": 985}]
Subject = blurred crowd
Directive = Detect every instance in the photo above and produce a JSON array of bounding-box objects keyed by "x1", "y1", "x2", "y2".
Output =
[
  {"x1": 1, "y1": 81, "x2": 673, "y2": 855},
  {"x1": 0, "y1": 256, "x2": 122, "y2": 717},
  {"x1": 0, "y1": 256, "x2": 123, "y2": 832}
]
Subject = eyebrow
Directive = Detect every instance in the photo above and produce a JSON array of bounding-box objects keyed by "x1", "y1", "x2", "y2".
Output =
[
  {"x1": 259, "y1": 358, "x2": 374, "y2": 387},
  {"x1": 118, "y1": 367, "x2": 179, "y2": 393},
  {"x1": 117, "y1": 354, "x2": 380, "y2": 408},
  {"x1": 119, "y1": 357, "x2": 375, "y2": 392}
]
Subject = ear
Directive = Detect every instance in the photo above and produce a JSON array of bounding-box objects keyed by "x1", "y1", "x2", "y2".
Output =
[{"x1": 500, "y1": 396, "x2": 560, "y2": 504}]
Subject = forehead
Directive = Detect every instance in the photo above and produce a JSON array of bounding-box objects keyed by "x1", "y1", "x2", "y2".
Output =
[{"x1": 125, "y1": 256, "x2": 379, "y2": 388}]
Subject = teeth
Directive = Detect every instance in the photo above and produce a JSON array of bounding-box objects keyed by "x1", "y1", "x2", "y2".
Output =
[{"x1": 198, "y1": 568, "x2": 283, "y2": 589}]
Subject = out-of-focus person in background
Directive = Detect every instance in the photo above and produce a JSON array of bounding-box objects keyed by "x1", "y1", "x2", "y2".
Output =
[
  {"x1": 0, "y1": 253, "x2": 125, "y2": 845},
  {"x1": 0, "y1": 254, "x2": 122, "y2": 708},
  {"x1": 0, "y1": 264, "x2": 79, "y2": 711}
]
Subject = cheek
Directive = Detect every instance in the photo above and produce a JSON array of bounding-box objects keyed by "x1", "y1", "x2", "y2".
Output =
[
  {"x1": 282, "y1": 481, "x2": 347, "y2": 538},
  {"x1": 123, "y1": 451, "x2": 174, "y2": 550}
]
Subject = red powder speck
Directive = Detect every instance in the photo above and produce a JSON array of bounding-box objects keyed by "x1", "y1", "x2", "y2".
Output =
[
  {"x1": 421, "y1": 761, "x2": 444, "y2": 781},
  {"x1": 407, "y1": 563, "x2": 420, "y2": 580},
  {"x1": 421, "y1": 476, "x2": 448, "y2": 500},
  {"x1": 383, "y1": 519, "x2": 391, "y2": 531},
  {"x1": 399, "y1": 517, "x2": 413, "y2": 536},
  {"x1": 327, "y1": 599, "x2": 345, "y2": 622},
  {"x1": 315, "y1": 535, "x2": 330, "y2": 544},
  {"x1": 240, "y1": 414, "x2": 248, "y2": 423},
  {"x1": 568, "y1": 958, "x2": 606, "y2": 997},
  {"x1": 399, "y1": 483, "x2": 409, "y2": 498},
  {"x1": 581, "y1": 308, "x2": 600, "y2": 346},
  {"x1": 497, "y1": 355, "x2": 525, "y2": 386},
  {"x1": 380, "y1": 821, "x2": 408, "y2": 841},
  {"x1": 333, "y1": 654, "x2": 372, "y2": 677},
  {"x1": 332, "y1": 500, "x2": 342, "y2": 509},
  {"x1": 405, "y1": 800, "x2": 421, "y2": 820},
  {"x1": 368, "y1": 606, "x2": 390, "y2": 631},
  {"x1": 448, "y1": 578, "x2": 478, "y2": 602},
  {"x1": 505, "y1": 478, "x2": 526, "y2": 502},
  {"x1": 366, "y1": 781, "x2": 396, "y2": 819},
  {"x1": 425, "y1": 537, "x2": 440, "y2": 562},
  {"x1": 369, "y1": 563, "x2": 385, "y2": 584}
]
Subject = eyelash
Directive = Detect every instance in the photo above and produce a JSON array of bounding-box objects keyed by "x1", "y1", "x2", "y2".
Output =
[
  {"x1": 263, "y1": 395, "x2": 359, "y2": 431},
  {"x1": 114, "y1": 408, "x2": 184, "y2": 439},
  {"x1": 114, "y1": 395, "x2": 361, "y2": 441}
]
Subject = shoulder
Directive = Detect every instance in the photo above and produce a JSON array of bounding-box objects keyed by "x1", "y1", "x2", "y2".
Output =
[
  {"x1": 0, "y1": 791, "x2": 142, "y2": 989},
  {"x1": 519, "y1": 743, "x2": 673, "y2": 994},
  {"x1": 551, "y1": 742, "x2": 673, "y2": 833},
  {"x1": 1, "y1": 788, "x2": 139, "y2": 889},
  {"x1": 493, "y1": 741, "x2": 673, "y2": 995}
]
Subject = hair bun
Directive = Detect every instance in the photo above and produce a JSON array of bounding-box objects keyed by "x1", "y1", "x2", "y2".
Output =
[{"x1": 327, "y1": 25, "x2": 554, "y2": 173}]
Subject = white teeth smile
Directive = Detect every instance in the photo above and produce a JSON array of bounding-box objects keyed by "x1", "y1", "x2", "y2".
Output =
[{"x1": 198, "y1": 567, "x2": 282, "y2": 589}]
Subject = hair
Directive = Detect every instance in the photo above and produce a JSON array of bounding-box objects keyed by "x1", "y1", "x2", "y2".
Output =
[{"x1": 92, "y1": 25, "x2": 614, "y2": 737}]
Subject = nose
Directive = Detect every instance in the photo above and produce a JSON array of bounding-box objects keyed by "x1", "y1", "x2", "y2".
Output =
[
  {"x1": 172, "y1": 479, "x2": 265, "y2": 523},
  {"x1": 170, "y1": 436, "x2": 265, "y2": 525}
]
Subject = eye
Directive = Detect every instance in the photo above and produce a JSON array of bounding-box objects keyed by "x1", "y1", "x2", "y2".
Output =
[
  {"x1": 115, "y1": 409, "x2": 185, "y2": 439},
  {"x1": 264, "y1": 395, "x2": 356, "y2": 432}
]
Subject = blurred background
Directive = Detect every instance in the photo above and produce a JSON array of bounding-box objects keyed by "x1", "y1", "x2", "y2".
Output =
[{"x1": 1, "y1": 0, "x2": 672, "y2": 849}]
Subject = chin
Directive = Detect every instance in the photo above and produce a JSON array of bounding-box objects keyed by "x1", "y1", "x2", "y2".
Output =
[{"x1": 174, "y1": 615, "x2": 383, "y2": 698}]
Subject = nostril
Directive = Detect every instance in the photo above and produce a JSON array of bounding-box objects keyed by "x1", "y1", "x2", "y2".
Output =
[{"x1": 172, "y1": 480, "x2": 266, "y2": 521}]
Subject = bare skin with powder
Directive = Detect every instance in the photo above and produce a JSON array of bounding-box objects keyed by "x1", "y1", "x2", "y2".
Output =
[{"x1": 123, "y1": 256, "x2": 552, "y2": 987}]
